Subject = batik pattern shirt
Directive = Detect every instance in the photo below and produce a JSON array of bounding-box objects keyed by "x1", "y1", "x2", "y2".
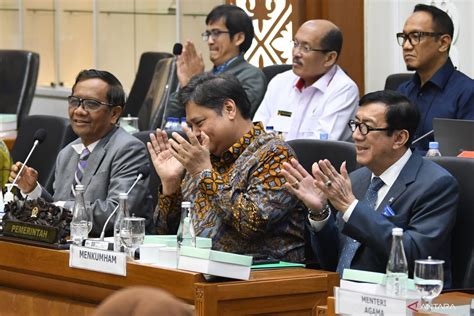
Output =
[{"x1": 156, "y1": 122, "x2": 305, "y2": 262}]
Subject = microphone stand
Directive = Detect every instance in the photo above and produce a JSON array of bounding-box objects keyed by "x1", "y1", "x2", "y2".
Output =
[{"x1": 99, "y1": 173, "x2": 143, "y2": 240}]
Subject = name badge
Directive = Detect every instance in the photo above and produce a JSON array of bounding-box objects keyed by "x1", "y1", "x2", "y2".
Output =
[
  {"x1": 277, "y1": 110, "x2": 292, "y2": 117},
  {"x1": 69, "y1": 245, "x2": 127, "y2": 276}
]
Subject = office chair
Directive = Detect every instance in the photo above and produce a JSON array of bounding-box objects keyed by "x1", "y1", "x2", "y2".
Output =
[
  {"x1": 123, "y1": 52, "x2": 173, "y2": 118},
  {"x1": 384, "y1": 73, "x2": 413, "y2": 91},
  {"x1": 287, "y1": 139, "x2": 358, "y2": 175},
  {"x1": 0, "y1": 50, "x2": 40, "y2": 128},
  {"x1": 262, "y1": 64, "x2": 292, "y2": 84},
  {"x1": 428, "y1": 156, "x2": 474, "y2": 288},
  {"x1": 287, "y1": 138, "x2": 358, "y2": 267},
  {"x1": 138, "y1": 57, "x2": 179, "y2": 131},
  {"x1": 11, "y1": 115, "x2": 77, "y2": 193}
]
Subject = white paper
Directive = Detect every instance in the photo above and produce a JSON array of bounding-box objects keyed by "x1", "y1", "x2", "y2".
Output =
[{"x1": 69, "y1": 245, "x2": 127, "y2": 276}]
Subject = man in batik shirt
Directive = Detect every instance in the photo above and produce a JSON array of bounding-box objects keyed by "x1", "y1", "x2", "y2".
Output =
[{"x1": 148, "y1": 73, "x2": 304, "y2": 262}]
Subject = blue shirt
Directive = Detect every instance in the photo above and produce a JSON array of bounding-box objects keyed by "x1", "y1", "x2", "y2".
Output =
[{"x1": 397, "y1": 58, "x2": 474, "y2": 152}]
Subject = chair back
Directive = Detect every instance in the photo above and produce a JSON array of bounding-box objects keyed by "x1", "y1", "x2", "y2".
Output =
[
  {"x1": 11, "y1": 115, "x2": 77, "y2": 193},
  {"x1": 262, "y1": 64, "x2": 292, "y2": 84},
  {"x1": 123, "y1": 52, "x2": 173, "y2": 117},
  {"x1": 138, "y1": 57, "x2": 179, "y2": 130},
  {"x1": 287, "y1": 139, "x2": 358, "y2": 175},
  {"x1": 288, "y1": 139, "x2": 358, "y2": 267},
  {"x1": 428, "y1": 156, "x2": 474, "y2": 288},
  {"x1": 384, "y1": 73, "x2": 413, "y2": 91},
  {"x1": 133, "y1": 131, "x2": 161, "y2": 209},
  {"x1": 0, "y1": 50, "x2": 40, "y2": 128}
]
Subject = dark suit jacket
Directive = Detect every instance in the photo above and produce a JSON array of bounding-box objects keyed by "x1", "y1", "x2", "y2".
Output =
[
  {"x1": 160, "y1": 55, "x2": 267, "y2": 125},
  {"x1": 310, "y1": 153, "x2": 458, "y2": 287},
  {"x1": 42, "y1": 127, "x2": 153, "y2": 236}
]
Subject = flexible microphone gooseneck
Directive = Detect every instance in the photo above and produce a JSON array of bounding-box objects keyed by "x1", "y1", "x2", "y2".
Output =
[
  {"x1": 99, "y1": 165, "x2": 151, "y2": 240},
  {"x1": 411, "y1": 130, "x2": 434, "y2": 145},
  {"x1": 8, "y1": 129, "x2": 47, "y2": 192},
  {"x1": 159, "y1": 43, "x2": 183, "y2": 129}
]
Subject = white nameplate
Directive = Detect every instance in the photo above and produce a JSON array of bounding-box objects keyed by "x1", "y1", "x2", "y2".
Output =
[
  {"x1": 69, "y1": 245, "x2": 127, "y2": 276},
  {"x1": 84, "y1": 239, "x2": 111, "y2": 250},
  {"x1": 335, "y1": 287, "x2": 418, "y2": 315}
]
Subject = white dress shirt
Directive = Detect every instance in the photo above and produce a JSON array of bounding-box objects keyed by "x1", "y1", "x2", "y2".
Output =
[
  {"x1": 23, "y1": 140, "x2": 100, "y2": 206},
  {"x1": 254, "y1": 65, "x2": 359, "y2": 141}
]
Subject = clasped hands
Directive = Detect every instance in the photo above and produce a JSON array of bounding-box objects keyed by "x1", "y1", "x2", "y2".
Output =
[
  {"x1": 281, "y1": 158, "x2": 356, "y2": 214},
  {"x1": 147, "y1": 126, "x2": 212, "y2": 195}
]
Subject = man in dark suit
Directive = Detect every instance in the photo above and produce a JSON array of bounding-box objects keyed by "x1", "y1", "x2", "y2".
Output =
[
  {"x1": 158, "y1": 4, "x2": 266, "y2": 123},
  {"x1": 10, "y1": 69, "x2": 152, "y2": 236},
  {"x1": 282, "y1": 90, "x2": 458, "y2": 287}
]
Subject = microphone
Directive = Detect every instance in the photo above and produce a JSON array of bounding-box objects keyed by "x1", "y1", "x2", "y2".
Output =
[
  {"x1": 99, "y1": 164, "x2": 150, "y2": 240},
  {"x1": 159, "y1": 43, "x2": 183, "y2": 129},
  {"x1": 7, "y1": 129, "x2": 47, "y2": 193},
  {"x1": 411, "y1": 130, "x2": 434, "y2": 145},
  {"x1": 173, "y1": 43, "x2": 183, "y2": 56}
]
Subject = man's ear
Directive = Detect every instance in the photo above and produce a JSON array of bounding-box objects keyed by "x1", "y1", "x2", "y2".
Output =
[
  {"x1": 438, "y1": 34, "x2": 452, "y2": 53},
  {"x1": 323, "y1": 51, "x2": 338, "y2": 68},
  {"x1": 393, "y1": 129, "x2": 409, "y2": 149},
  {"x1": 223, "y1": 99, "x2": 237, "y2": 120},
  {"x1": 110, "y1": 106, "x2": 123, "y2": 125},
  {"x1": 233, "y1": 32, "x2": 245, "y2": 47}
]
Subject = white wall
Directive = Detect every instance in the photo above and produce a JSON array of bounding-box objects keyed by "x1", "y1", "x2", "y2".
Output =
[{"x1": 365, "y1": 0, "x2": 474, "y2": 93}]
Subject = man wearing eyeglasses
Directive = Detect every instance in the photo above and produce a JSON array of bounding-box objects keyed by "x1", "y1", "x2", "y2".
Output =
[
  {"x1": 161, "y1": 4, "x2": 266, "y2": 122},
  {"x1": 281, "y1": 90, "x2": 458, "y2": 287},
  {"x1": 253, "y1": 20, "x2": 359, "y2": 141},
  {"x1": 396, "y1": 4, "x2": 474, "y2": 152},
  {"x1": 9, "y1": 69, "x2": 153, "y2": 236}
]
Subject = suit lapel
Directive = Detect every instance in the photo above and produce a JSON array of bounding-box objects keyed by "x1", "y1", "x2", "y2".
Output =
[
  {"x1": 376, "y1": 153, "x2": 422, "y2": 212},
  {"x1": 80, "y1": 127, "x2": 117, "y2": 190}
]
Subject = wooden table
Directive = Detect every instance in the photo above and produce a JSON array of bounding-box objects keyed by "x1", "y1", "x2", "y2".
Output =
[
  {"x1": 0, "y1": 241, "x2": 339, "y2": 315},
  {"x1": 320, "y1": 292, "x2": 473, "y2": 316}
]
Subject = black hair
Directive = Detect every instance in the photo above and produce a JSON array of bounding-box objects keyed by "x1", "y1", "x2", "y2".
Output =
[
  {"x1": 320, "y1": 27, "x2": 343, "y2": 58},
  {"x1": 414, "y1": 4, "x2": 454, "y2": 38},
  {"x1": 206, "y1": 4, "x2": 254, "y2": 53},
  {"x1": 72, "y1": 69, "x2": 125, "y2": 107},
  {"x1": 359, "y1": 90, "x2": 420, "y2": 147},
  {"x1": 177, "y1": 73, "x2": 251, "y2": 120}
]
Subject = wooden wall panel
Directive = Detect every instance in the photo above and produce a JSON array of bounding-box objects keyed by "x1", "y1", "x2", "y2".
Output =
[{"x1": 230, "y1": 0, "x2": 365, "y2": 94}]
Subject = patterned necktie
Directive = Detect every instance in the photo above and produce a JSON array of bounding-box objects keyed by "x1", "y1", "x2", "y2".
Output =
[
  {"x1": 74, "y1": 147, "x2": 90, "y2": 187},
  {"x1": 336, "y1": 176, "x2": 385, "y2": 275}
]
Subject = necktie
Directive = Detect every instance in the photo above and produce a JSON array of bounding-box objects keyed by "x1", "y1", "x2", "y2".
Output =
[
  {"x1": 73, "y1": 147, "x2": 90, "y2": 189},
  {"x1": 336, "y1": 176, "x2": 385, "y2": 275}
]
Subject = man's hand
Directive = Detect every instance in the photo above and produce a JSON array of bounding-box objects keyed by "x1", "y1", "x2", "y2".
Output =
[
  {"x1": 168, "y1": 126, "x2": 212, "y2": 176},
  {"x1": 281, "y1": 158, "x2": 326, "y2": 212},
  {"x1": 313, "y1": 160, "x2": 356, "y2": 212},
  {"x1": 176, "y1": 40, "x2": 205, "y2": 87},
  {"x1": 147, "y1": 129, "x2": 185, "y2": 195},
  {"x1": 8, "y1": 162, "x2": 38, "y2": 193}
]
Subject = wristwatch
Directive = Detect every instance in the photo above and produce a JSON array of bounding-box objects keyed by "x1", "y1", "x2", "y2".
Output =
[{"x1": 308, "y1": 204, "x2": 331, "y2": 221}]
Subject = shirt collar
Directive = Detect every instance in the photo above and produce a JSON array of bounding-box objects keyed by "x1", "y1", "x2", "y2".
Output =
[
  {"x1": 212, "y1": 55, "x2": 240, "y2": 74},
  {"x1": 293, "y1": 64, "x2": 338, "y2": 93},
  {"x1": 374, "y1": 149, "x2": 412, "y2": 188},
  {"x1": 72, "y1": 139, "x2": 100, "y2": 155},
  {"x1": 413, "y1": 58, "x2": 455, "y2": 89},
  {"x1": 211, "y1": 122, "x2": 265, "y2": 166}
]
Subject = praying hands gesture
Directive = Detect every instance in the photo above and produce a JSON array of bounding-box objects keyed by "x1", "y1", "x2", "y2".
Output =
[{"x1": 176, "y1": 40, "x2": 205, "y2": 87}]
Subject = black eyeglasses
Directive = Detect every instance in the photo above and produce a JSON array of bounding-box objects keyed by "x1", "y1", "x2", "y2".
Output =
[
  {"x1": 348, "y1": 120, "x2": 390, "y2": 136},
  {"x1": 201, "y1": 30, "x2": 230, "y2": 41},
  {"x1": 68, "y1": 96, "x2": 115, "y2": 112},
  {"x1": 291, "y1": 40, "x2": 330, "y2": 54},
  {"x1": 396, "y1": 31, "x2": 443, "y2": 46}
]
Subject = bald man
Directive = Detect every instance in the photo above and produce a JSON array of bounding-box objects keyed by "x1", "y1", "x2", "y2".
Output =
[{"x1": 254, "y1": 20, "x2": 359, "y2": 141}]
